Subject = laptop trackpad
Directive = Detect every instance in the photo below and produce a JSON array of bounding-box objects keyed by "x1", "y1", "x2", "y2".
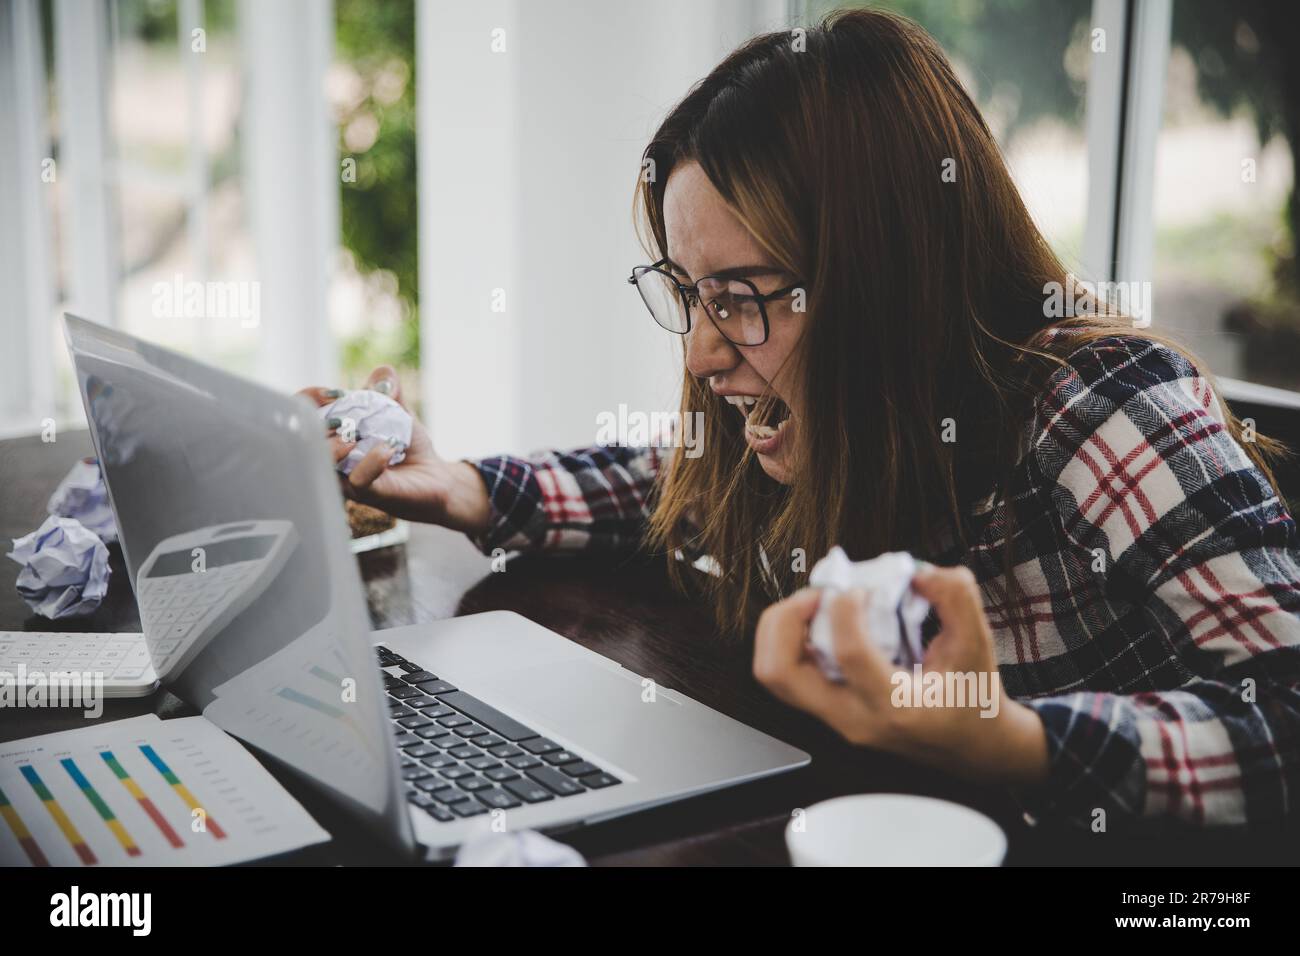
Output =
[{"x1": 482, "y1": 659, "x2": 682, "y2": 780}]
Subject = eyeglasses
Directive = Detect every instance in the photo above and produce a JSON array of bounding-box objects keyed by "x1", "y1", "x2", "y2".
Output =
[{"x1": 627, "y1": 259, "x2": 803, "y2": 347}]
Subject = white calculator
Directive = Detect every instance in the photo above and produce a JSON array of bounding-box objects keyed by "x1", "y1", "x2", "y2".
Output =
[
  {"x1": 134, "y1": 519, "x2": 298, "y2": 681},
  {"x1": 0, "y1": 630, "x2": 159, "y2": 698}
]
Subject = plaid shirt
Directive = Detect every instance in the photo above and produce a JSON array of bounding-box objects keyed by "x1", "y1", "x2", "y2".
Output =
[{"x1": 474, "y1": 337, "x2": 1300, "y2": 828}]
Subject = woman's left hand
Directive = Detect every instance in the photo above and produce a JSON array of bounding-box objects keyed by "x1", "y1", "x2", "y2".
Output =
[{"x1": 753, "y1": 565, "x2": 1049, "y2": 786}]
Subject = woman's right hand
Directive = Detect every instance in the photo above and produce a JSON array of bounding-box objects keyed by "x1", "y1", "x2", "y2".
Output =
[{"x1": 298, "y1": 365, "x2": 492, "y2": 537}]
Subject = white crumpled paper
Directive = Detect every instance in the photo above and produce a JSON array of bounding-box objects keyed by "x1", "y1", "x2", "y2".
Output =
[
  {"x1": 7, "y1": 515, "x2": 111, "y2": 619},
  {"x1": 320, "y1": 390, "x2": 413, "y2": 476},
  {"x1": 453, "y1": 829, "x2": 587, "y2": 868},
  {"x1": 47, "y1": 457, "x2": 118, "y2": 544},
  {"x1": 808, "y1": 547, "x2": 929, "y2": 681}
]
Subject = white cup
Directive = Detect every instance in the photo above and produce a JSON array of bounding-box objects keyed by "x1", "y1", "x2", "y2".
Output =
[{"x1": 785, "y1": 793, "x2": 1007, "y2": 866}]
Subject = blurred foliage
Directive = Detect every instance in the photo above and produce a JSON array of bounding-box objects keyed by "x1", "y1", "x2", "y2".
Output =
[
  {"x1": 842, "y1": 0, "x2": 1093, "y2": 139},
  {"x1": 335, "y1": 0, "x2": 419, "y2": 375},
  {"x1": 824, "y1": 0, "x2": 1299, "y2": 278}
]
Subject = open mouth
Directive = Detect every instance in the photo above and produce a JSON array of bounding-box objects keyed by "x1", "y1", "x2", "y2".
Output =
[{"x1": 722, "y1": 393, "x2": 792, "y2": 444}]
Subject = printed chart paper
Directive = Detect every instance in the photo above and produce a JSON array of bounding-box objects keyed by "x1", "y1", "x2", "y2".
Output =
[{"x1": 0, "y1": 714, "x2": 328, "y2": 866}]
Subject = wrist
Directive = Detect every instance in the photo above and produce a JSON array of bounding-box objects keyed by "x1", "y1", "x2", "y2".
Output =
[
  {"x1": 984, "y1": 699, "x2": 1049, "y2": 787},
  {"x1": 445, "y1": 460, "x2": 492, "y2": 537}
]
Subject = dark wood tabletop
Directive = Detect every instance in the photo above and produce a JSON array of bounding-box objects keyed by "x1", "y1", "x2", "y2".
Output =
[{"x1": 3, "y1": 430, "x2": 1297, "y2": 866}]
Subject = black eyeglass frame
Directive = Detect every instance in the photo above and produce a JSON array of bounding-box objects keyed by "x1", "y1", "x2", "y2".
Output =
[{"x1": 626, "y1": 258, "x2": 804, "y2": 347}]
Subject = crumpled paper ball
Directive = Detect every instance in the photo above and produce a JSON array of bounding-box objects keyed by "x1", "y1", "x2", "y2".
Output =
[
  {"x1": 453, "y1": 829, "x2": 587, "y2": 868},
  {"x1": 7, "y1": 515, "x2": 111, "y2": 619},
  {"x1": 47, "y1": 457, "x2": 118, "y2": 543},
  {"x1": 808, "y1": 547, "x2": 929, "y2": 681},
  {"x1": 320, "y1": 389, "x2": 413, "y2": 476}
]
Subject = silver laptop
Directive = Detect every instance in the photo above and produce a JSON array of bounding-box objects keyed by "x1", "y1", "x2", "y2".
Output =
[{"x1": 63, "y1": 314, "x2": 809, "y2": 861}]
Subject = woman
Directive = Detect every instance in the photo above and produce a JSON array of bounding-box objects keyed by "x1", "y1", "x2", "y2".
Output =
[{"x1": 306, "y1": 9, "x2": 1300, "y2": 828}]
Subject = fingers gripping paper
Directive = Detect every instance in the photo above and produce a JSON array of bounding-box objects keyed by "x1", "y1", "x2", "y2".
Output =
[
  {"x1": 320, "y1": 390, "x2": 413, "y2": 476},
  {"x1": 807, "y1": 547, "x2": 929, "y2": 682}
]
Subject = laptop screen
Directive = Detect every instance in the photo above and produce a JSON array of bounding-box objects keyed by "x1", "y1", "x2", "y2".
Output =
[{"x1": 63, "y1": 314, "x2": 413, "y2": 851}]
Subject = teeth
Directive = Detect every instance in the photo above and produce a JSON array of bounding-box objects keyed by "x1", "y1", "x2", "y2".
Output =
[{"x1": 747, "y1": 423, "x2": 777, "y2": 439}]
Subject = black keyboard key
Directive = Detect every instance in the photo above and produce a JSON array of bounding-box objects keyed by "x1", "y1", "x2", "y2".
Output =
[
  {"x1": 421, "y1": 754, "x2": 457, "y2": 770},
  {"x1": 398, "y1": 661, "x2": 427, "y2": 674},
  {"x1": 403, "y1": 743, "x2": 438, "y2": 759},
  {"x1": 503, "y1": 780, "x2": 554, "y2": 804},
  {"x1": 449, "y1": 746, "x2": 483, "y2": 760},
  {"x1": 506, "y1": 755, "x2": 542, "y2": 770},
  {"x1": 526, "y1": 766, "x2": 585, "y2": 796},
  {"x1": 397, "y1": 715, "x2": 434, "y2": 730},
  {"x1": 388, "y1": 686, "x2": 423, "y2": 701},
  {"x1": 388, "y1": 704, "x2": 414, "y2": 719},
  {"x1": 458, "y1": 776, "x2": 492, "y2": 793},
  {"x1": 436, "y1": 691, "x2": 537, "y2": 742},
  {"x1": 405, "y1": 698, "x2": 442, "y2": 711},
  {"x1": 452, "y1": 801, "x2": 487, "y2": 818},
  {"x1": 488, "y1": 744, "x2": 523, "y2": 759},
  {"x1": 414, "y1": 777, "x2": 450, "y2": 793},
  {"x1": 543, "y1": 750, "x2": 580, "y2": 766},
  {"x1": 393, "y1": 731, "x2": 418, "y2": 747},
  {"x1": 382, "y1": 674, "x2": 405, "y2": 690},
  {"x1": 467, "y1": 757, "x2": 499, "y2": 771},
  {"x1": 520, "y1": 738, "x2": 562, "y2": 755},
  {"x1": 402, "y1": 670, "x2": 439, "y2": 683},
  {"x1": 426, "y1": 733, "x2": 460, "y2": 748},
  {"x1": 477, "y1": 788, "x2": 522, "y2": 810},
  {"x1": 415, "y1": 726, "x2": 453, "y2": 741},
  {"x1": 475, "y1": 735, "x2": 506, "y2": 750},
  {"x1": 453, "y1": 725, "x2": 488, "y2": 739},
  {"x1": 431, "y1": 787, "x2": 469, "y2": 805},
  {"x1": 416, "y1": 679, "x2": 457, "y2": 695},
  {"x1": 407, "y1": 791, "x2": 437, "y2": 809},
  {"x1": 440, "y1": 766, "x2": 473, "y2": 781},
  {"x1": 485, "y1": 767, "x2": 519, "y2": 783},
  {"x1": 582, "y1": 772, "x2": 620, "y2": 789},
  {"x1": 436, "y1": 715, "x2": 470, "y2": 729}
]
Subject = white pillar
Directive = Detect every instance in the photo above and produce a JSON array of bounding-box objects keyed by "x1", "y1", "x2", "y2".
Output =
[
  {"x1": 55, "y1": 0, "x2": 118, "y2": 331},
  {"x1": 238, "y1": 0, "x2": 339, "y2": 389},
  {"x1": 0, "y1": 0, "x2": 57, "y2": 430}
]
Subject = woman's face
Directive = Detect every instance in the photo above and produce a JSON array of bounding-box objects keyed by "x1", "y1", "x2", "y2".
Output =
[{"x1": 662, "y1": 161, "x2": 804, "y2": 484}]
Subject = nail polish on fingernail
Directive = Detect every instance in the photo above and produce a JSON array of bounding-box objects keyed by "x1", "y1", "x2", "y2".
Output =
[
  {"x1": 327, "y1": 417, "x2": 342, "y2": 430},
  {"x1": 372, "y1": 380, "x2": 393, "y2": 396},
  {"x1": 324, "y1": 388, "x2": 344, "y2": 399}
]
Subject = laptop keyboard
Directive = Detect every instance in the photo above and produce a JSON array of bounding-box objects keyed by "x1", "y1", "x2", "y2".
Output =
[{"x1": 376, "y1": 645, "x2": 621, "y2": 823}]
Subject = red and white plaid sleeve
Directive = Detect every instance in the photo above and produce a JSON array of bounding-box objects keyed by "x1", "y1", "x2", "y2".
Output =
[
  {"x1": 472, "y1": 444, "x2": 665, "y2": 554},
  {"x1": 1020, "y1": 337, "x2": 1300, "y2": 827}
]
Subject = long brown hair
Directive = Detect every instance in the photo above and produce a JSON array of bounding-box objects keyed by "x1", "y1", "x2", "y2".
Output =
[{"x1": 637, "y1": 8, "x2": 1281, "y2": 637}]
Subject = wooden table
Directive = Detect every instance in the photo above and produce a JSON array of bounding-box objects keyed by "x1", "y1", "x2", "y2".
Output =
[{"x1": 3, "y1": 430, "x2": 1296, "y2": 865}]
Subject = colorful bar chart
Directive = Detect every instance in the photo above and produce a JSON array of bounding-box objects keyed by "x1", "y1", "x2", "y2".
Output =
[
  {"x1": 60, "y1": 758, "x2": 141, "y2": 857},
  {"x1": 19, "y1": 765, "x2": 97, "y2": 865},
  {"x1": 0, "y1": 785, "x2": 49, "y2": 867},
  {"x1": 100, "y1": 751, "x2": 184, "y2": 849},
  {"x1": 138, "y1": 744, "x2": 227, "y2": 840}
]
